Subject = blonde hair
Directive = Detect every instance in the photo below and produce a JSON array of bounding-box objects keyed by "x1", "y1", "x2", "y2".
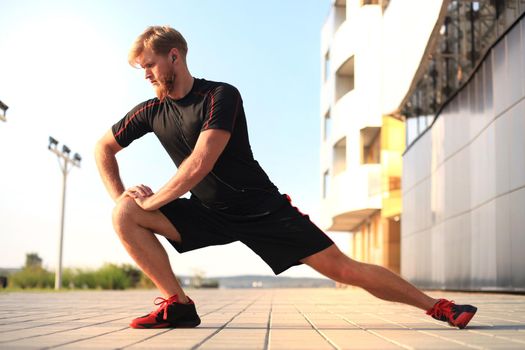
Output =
[{"x1": 128, "y1": 26, "x2": 188, "y2": 67}]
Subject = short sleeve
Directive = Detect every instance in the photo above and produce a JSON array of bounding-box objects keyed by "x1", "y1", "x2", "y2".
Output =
[
  {"x1": 112, "y1": 99, "x2": 161, "y2": 147},
  {"x1": 201, "y1": 85, "x2": 242, "y2": 133}
]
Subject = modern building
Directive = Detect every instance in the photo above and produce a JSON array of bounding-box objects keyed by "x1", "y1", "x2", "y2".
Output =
[
  {"x1": 321, "y1": 0, "x2": 525, "y2": 291},
  {"x1": 401, "y1": 1, "x2": 525, "y2": 291},
  {"x1": 320, "y1": 0, "x2": 409, "y2": 274}
]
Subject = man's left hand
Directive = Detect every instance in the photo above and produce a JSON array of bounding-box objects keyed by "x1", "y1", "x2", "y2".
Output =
[{"x1": 133, "y1": 195, "x2": 161, "y2": 211}]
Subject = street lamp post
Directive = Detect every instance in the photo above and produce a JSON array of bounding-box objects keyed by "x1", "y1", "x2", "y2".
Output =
[
  {"x1": 48, "y1": 136, "x2": 81, "y2": 290},
  {"x1": 0, "y1": 100, "x2": 8, "y2": 122}
]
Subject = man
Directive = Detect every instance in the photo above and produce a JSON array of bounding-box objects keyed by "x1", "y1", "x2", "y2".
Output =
[{"x1": 95, "y1": 26, "x2": 477, "y2": 330}]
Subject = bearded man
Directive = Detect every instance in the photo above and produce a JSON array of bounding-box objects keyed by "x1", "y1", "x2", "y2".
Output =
[{"x1": 95, "y1": 26, "x2": 477, "y2": 329}]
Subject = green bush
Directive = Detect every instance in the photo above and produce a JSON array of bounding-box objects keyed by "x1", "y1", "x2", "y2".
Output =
[
  {"x1": 120, "y1": 264, "x2": 142, "y2": 287},
  {"x1": 94, "y1": 264, "x2": 131, "y2": 290},
  {"x1": 9, "y1": 267, "x2": 54, "y2": 289},
  {"x1": 61, "y1": 268, "x2": 97, "y2": 289},
  {"x1": 75, "y1": 269, "x2": 98, "y2": 289},
  {"x1": 7, "y1": 261, "x2": 156, "y2": 290}
]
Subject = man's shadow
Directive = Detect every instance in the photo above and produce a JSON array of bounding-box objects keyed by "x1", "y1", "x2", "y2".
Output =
[{"x1": 460, "y1": 324, "x2": 525, "y2": 330}]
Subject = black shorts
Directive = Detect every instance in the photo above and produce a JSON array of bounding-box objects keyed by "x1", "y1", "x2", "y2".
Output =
[{"x1": 159, "y1": 193, "x2": 334, "y2": 275}]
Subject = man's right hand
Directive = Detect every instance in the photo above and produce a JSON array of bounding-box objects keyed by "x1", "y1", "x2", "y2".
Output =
[{"x1": 118, "y1": 184, "x2": 154, "y2": 202}]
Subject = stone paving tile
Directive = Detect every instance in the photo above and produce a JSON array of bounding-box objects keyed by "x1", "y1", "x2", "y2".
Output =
[
  {"x1": 270, "y1": 329, "x2": 334, "y2": 350},
  {"x1": 0, "y1": 288, "x2": 524, "y2": 349},
  {"x1": 198, "y1": 329, "x2": 267, "y2": 350},
  {"x1": 123, "y1": 329, "x2": 219, "y2": 350},
  {"x1": 322, "y1": 329, "x2": 401, "y2": 350}
]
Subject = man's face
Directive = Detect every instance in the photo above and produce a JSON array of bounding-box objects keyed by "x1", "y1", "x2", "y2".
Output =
[{"x1": 138, "y1": 48, "x2": 174, "y2": 100}]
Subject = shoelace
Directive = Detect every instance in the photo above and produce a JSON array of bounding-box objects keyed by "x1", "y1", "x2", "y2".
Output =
[
  {"x1": 153, "y1": 296, "x2": 177, "y2": 320},
  {"x1": 428, "y1": 299, "x2": 455, "y2": 320}
]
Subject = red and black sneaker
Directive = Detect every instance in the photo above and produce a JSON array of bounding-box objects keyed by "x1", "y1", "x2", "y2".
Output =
[
  {"x1": 426, "y1": 299, "x2": 477, "y2": 329},
  {"x1": 130, "y1": 294, "x2": 201, "y2": 329}
]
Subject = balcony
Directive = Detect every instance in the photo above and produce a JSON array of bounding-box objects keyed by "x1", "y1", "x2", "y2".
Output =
[
  {"x1": 321, "y1": 1, "x2": 347, "y2": 52},
  {"x1": 321, "y1": 164, "x2": 382, "y2": 231},
  {"x1": 335, "y1": 56, "x2": 354, "y2": 101}
]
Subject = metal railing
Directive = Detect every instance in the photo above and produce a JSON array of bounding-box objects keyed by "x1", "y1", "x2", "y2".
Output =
[{"x1": 402, "y1": 0, "x2": 525, "y2": 148}]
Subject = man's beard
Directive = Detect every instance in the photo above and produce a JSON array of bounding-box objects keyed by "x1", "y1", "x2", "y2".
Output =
[{"x1": 155, "y1": 70, "x2": 176, "y2": 101}]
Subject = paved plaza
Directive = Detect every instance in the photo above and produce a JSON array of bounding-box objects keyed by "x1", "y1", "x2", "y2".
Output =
[{"x1": 0, "y1": 288, "x2": 524, "y2": 349}]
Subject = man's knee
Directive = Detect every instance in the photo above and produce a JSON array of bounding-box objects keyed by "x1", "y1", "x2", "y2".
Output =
[{"x1": 112, "y1": 196, "x2": 141, "y2": 232}]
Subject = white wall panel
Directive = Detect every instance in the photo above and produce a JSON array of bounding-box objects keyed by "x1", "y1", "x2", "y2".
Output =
[
  {"x1": 402, "y1": 17, "x2": 525, "y2": 290},
  {"x1": 507, "y1": 19, "x2": 524, "y2": 106},
  {"x1": 510, "y1": 188, "x2": 525, "y2": 287},
  {"x1": 495, "y1": 110, "x2": 511, "y2": 196},
  {"x1": 495, "y1": 195, "x2": 512, "y2": 287},
  {"x1": 430, "y1": 222, "x2": 445, "y2": 286},
  {"x1": 510, "y1": 100, "x2": 525, "y2": 190},
  {"x1": 492, "y1": 39, "x2": 510, "y2": 117}
]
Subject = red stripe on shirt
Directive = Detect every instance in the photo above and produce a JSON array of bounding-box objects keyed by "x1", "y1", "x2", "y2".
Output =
[
  {"x1": 209, "y1": 92, "x2": 216, "y2": 125},
  {"x1": 203, "y1": 89, "x2": 217, "y2": 129},
  {"x1": 114, "y1": 100, "x2": 161, "y2": 138},
  {"x1": 285, "y1": 194, "x2": 307, "y2": 216}
]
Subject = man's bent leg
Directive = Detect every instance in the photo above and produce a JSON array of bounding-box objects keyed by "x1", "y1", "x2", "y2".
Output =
[
  {"x1": 112, "y1": 197, "x2": 188, "y2": 302},
  {"x1": 301, "y1": 245, "x2": 436, "y2": 311}
]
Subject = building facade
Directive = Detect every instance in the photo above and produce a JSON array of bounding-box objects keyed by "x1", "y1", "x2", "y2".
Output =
[
  {"x1": 319, "y1": 0, "x2": 440, "y2": 273},
  {"x1": 321, "y1": 0, "x2": 524, "y2": 291},
  {"x1": 402, "y1": 1, "x2": 525, "y2": 291}
]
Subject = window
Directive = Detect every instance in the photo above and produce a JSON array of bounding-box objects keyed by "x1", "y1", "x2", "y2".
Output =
[
  {"x1": 360, "y1": 0, "x2": 379, "y2": 5},
  {"x1": 334, "y1": 1, "x2": 346, "y2": 31},
  {"x1": 360, "y1": 127, "x2": 380, "y2": 164},
  {"x1": 406, "y1": 117, "x2": 418, "y2": 146},
  {"x1": 389, "y1": 176, "x2": 401, "y2": 191},
  {"x1": 323, "y1": 170, "x2": 330, "y2": 198},
  {"x1": 335, "y1": 56, "x2": 354, "y2": 100},
  {"x1": 324, "y1": 51, "x2": 331, "y2": 82},
  {"x1": 333, "y1": 137, "x2": 347, "y2": 175},
  {"x1": 323, "y1": 109, "x2": 331, "y2": 141},
  {"x1": 405, "y1": 115, "x2": 432, "y2": 146}
]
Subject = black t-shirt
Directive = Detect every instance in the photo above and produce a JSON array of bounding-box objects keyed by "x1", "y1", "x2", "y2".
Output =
[{"x1": 112, "y1": 78, "x2": 279, "y2": 213}]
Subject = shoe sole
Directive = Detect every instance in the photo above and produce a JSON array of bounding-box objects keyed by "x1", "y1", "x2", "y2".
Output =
[
  {"x1": 174, "y1": 319, "x2": 201, "y2": 328},
  {"x1": 131, "y1": 319, "x2": 201, "y2": 329},
  {"x1": 450, "y1": 307, "x2": 477, "y2": 329}
]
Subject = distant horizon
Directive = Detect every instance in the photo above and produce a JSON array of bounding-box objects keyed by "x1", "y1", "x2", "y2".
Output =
[{"x1": 0, "y1": 264, "x2": 332, "y2": 280}]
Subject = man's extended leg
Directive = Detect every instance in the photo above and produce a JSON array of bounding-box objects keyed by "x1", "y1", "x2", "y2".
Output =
[
  {"x1": 301, "y1": 244, "x2": 437, "y2": 310},
  {"x1": 112, "y1": 196, "x2": 187, "y2": 301},
  {"x1": 301, "y1": 244, "x2": 477, "y2": 329}
]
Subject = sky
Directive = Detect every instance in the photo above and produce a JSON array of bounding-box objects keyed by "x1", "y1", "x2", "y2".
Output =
[{"x1": 0, "y1": 0, "x2": 350, "y2": 278}]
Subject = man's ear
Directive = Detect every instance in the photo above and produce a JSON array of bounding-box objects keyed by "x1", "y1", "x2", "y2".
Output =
[{"x1": 169, "y1": 48, "x2": 180, "y2": 63}]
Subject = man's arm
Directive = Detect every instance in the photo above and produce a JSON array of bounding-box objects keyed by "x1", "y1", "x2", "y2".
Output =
[
  {"x1": 135, "y1": 129, "x2": 231, "y2": 211},
  {"x1": 94, "y1": 130, "x2": 126, "y2": 202}
]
